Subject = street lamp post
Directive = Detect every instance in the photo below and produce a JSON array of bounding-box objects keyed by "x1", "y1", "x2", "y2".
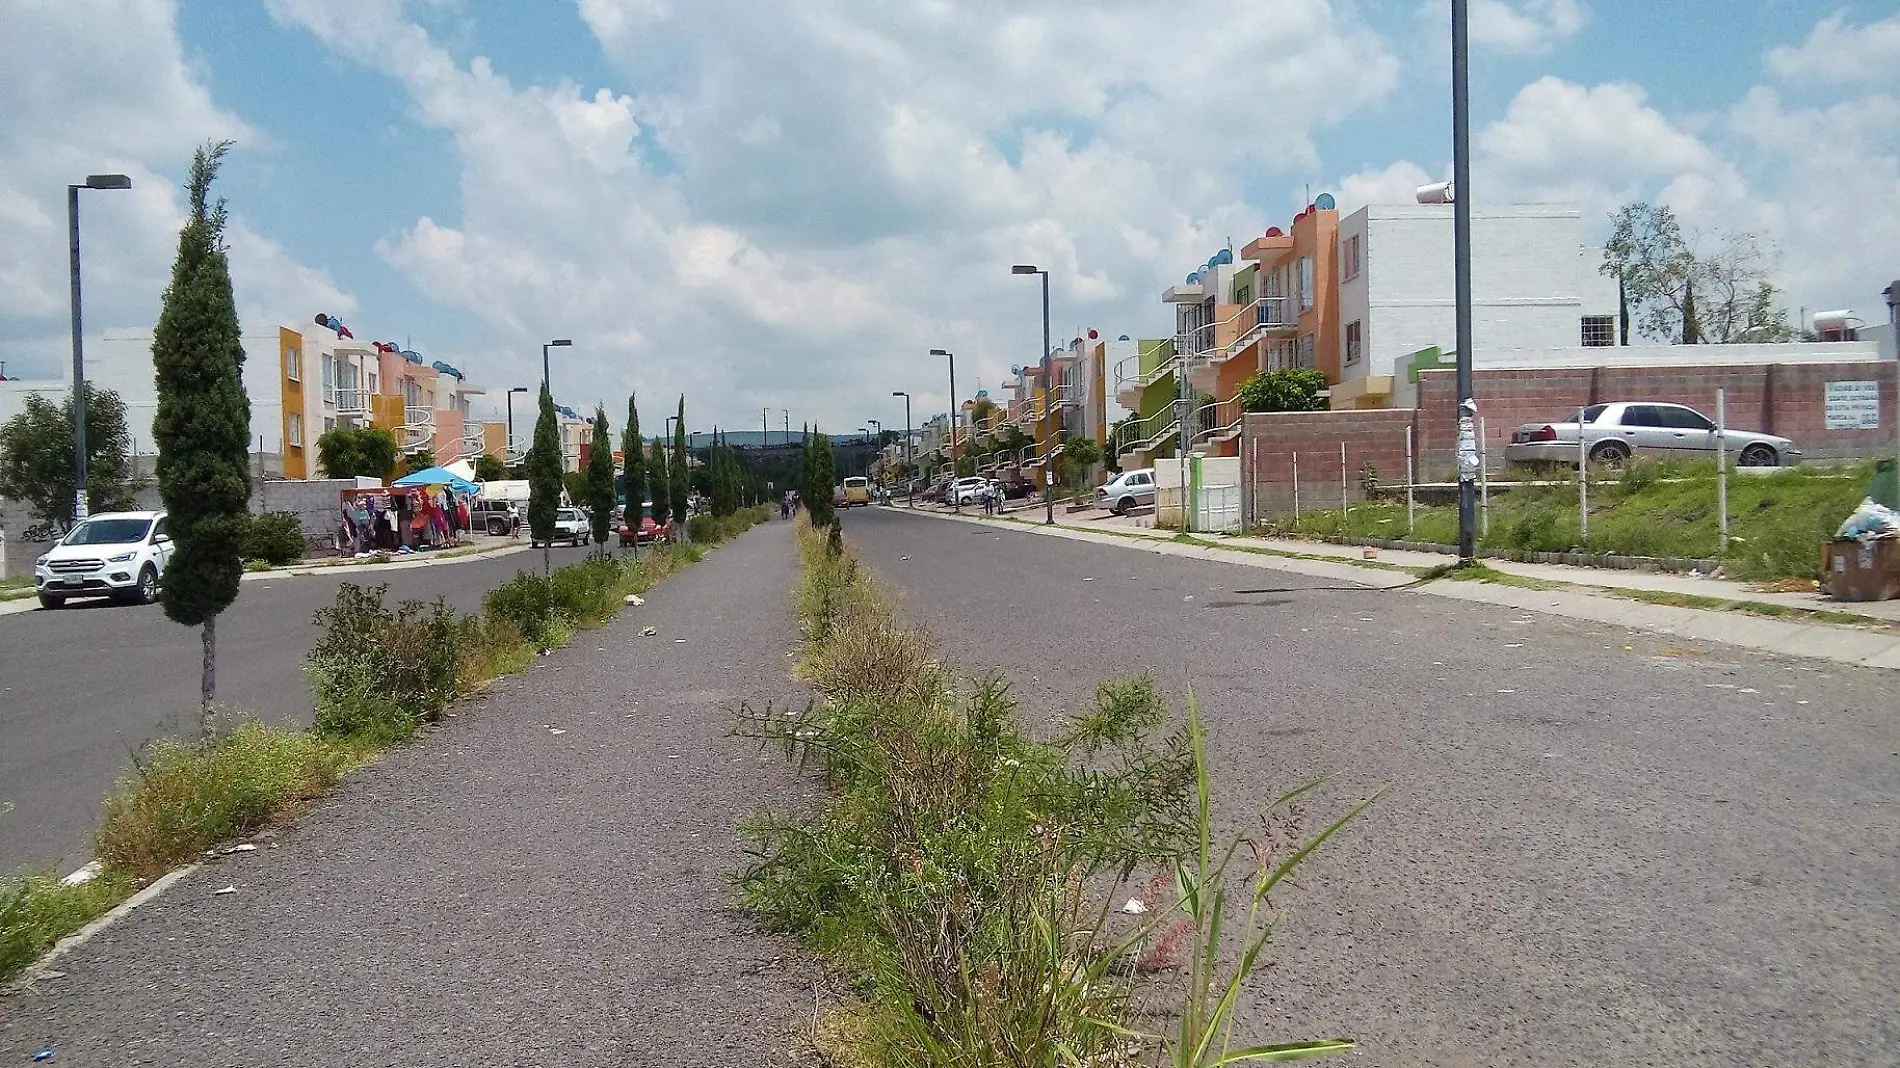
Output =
[
  {"x1": 541, "y1": 338, "x2": 571, "y2": 393},
  {"x1": 1451, "y1": 0, "x2": 1478, "y2": 562},
  {"x1": 781, "y1": 409, "x2": 790, "y2": 446},
  {"x1": 930, "y1": 349, "x2": 958, "y2": 513},
  {"x1": 506, "y1": 387, "x2": 529, "y2": 464},
  {"x1": 68, "y1": 173, "x2": 132, "y2": 523},
  {"x1": 892, "y1": 391, "x2": 912, "y2": 505},
  {"x1": 1012, "y1": 264, "x2": 1055, "y2": 525}
]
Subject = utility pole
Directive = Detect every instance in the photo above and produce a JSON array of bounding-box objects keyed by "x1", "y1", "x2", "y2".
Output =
[
  {"x1": 68, "y1": 173, "x2": 132, "y2": 523},
  {"x1": 893, "y1": 391, "x2": 913, "y2": 506},
  {"x1": 1451, "y1": 0, "x2": 1479, "y2": 562},
  {"x1": 932, "y1": 349, "x2": 958, "y2": 513}
]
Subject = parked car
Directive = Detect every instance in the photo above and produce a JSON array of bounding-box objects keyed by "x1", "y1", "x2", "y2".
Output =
[
  {"x1": 470, "y1": 497, "x2": 520, "y2": 536},
  {"x1": 842, "y1": 476, "x2": 873, "y2": 507},
  {"x1": 1096, "y1": 469, "x2": 1157, "y2": 515},
  {"x1": 949, "y1": 476, "x2": 989, "y2": 506},
  {"x1": 538, "y1": 506, "x2": 590, "y2": 547},
  {"x1": 34, "y1": 510, "x2": 172, "y2": 609},
  {"x1": 1505, "y1": 402, "x2": 1800, "y2": 467},
  {"x1": 618, "y1": 514, "x2": 675, "y2": 546}
]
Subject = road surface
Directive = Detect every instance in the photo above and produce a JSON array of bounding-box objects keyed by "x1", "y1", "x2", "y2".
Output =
[
  {"x1": 845, "y1": 508, "x2": 1900, "y2": 1066},
  {"x1": 0, "y1": 543, "x2": 599, "y2": 874}
]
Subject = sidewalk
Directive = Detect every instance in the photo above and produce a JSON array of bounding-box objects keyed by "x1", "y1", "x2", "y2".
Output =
[{"x1": 1, "y1": 524, "x2": 820, "y2": 1067}]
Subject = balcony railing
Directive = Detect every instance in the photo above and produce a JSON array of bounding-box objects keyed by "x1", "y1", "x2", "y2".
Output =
[{"x1": 330, "y1": 387, "x2": 370, "y2": 415}]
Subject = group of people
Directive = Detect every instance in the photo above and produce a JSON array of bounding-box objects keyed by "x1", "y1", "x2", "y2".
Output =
[
  {"x1": 780, "y1": 490, "x2": 802, "y2": 519},
  {"x1": 338, "y1": 486, "x2": 474, "y2": 557}
]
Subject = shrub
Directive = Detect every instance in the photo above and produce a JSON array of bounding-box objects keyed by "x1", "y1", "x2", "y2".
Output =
[
  {"x1": 242, "y1": 510, "x2": 305, "y2": 565},
  {"x1": 484, "y1": 570, "x2": 563, "y2": 646},
  {"x1": 551, "y1": 556, "x2": 625, "y2": 628},
  {"x1": 307, "y1": 584, "x2": 465, "y2": 742},
  {"x1": 1, "y1": 871, "x2": 135, "y2": 982},
  {"x1": 93, "y1": 719, "x2": 358, "y2": 879}
]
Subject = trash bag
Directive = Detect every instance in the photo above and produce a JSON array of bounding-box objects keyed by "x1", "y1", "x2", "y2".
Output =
[
  {"x1": 1869, "y1": 458, "x2": 1899, "y2": 512},
  {"x1": 1836, "y1": 497, "x2": 1900, "y2": 543}
]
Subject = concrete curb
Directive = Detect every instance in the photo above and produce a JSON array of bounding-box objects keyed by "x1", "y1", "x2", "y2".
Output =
[
  {"x1": 5, "y1": 865, "x2": 199, "y2": 992},
  {"x1": 894, "y1": 507, "x2": 1900, "y2": 672}
]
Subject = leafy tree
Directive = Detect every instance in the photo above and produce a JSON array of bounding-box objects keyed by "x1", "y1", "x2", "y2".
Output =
[
  {"x1": 563, "y1": 470, "x2": 590, "y2": 506},
  {"x1": 669, "y1": 396, "x2": 688, "y2": 522},
  {"x1": 587, "y1": 405, "x2": 615, "y2": 545},
  {"x1": 0, "y1": 385, "x2": 137, "y2": 526},
  {"x1": 151, "y1": 140, "x2": 251, "y2": 710},
  {"x1": 314, "y1": 425, "x2": 398, "y2": 479},
  {"x1": 1602, "y1": 202, "x2": 1790, "y2": 344},
  {"x1": 648, "y1": 438, "x2": 671, "y2": 526},
  {"x1": 527, "y1": 383, "x2": 562, "y2": 569},
  {"x1": 1063, "y1": 433, "x2": 1102, "y2": 469},
  {"x1": 405, "y1": 446, "x2": 436, "y2": 473},
  {"x1": 473, "y1": 452, "x2": 509, "y2": 482},
  {"x1": 1236, "y1": 367, "x2": 1328, "y2": 413},
  {"x1": 621, "y1": 393, "x2": 644, "y2": 519}
]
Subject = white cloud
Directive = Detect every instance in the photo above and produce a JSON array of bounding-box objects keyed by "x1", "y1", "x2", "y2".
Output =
[
  {"x1": 259, "y1": 0, "x2": 1400, "y2": 429},
  {"x1": 0, "y1": 0, "x2": 349, "y2": 382},
  {"x1": 1767, "y1": 9, "x2": 1900, "y2": 86},
  {"x1": 1335, "y1": 160, "x2": 1443, "y2": 211},
  {"x1": 1469, "y1": 0, "x2": 1588, "y2": 53}
]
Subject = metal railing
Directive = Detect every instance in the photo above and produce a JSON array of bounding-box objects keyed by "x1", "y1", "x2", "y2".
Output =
[
  {"x1": 400, "y1": 406, "x2": 435, "y2": 450},
  {"x1": 1188, "y1": 397, "x2": 1246, "y2": 448},
  {"x1": 331, "y1": 387, "x2": 370, "y2": 415},
  {"x1": 1112, "y1": 352, "x2": 1179, "y2": 400},
  {"x1": 1115, "y1": 406, "x2": 1181, "y2": 462}
]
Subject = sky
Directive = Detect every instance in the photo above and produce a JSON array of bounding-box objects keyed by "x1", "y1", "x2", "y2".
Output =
[{"x1": 2, "y1": 0, "x2": 1896, "y2": 433}]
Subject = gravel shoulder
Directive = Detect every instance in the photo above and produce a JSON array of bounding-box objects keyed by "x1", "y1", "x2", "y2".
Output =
[
  {"x1": 845, "y1": 508, "x2": 1900, "y2": 1068},
  {"x1": 0, "y1": 523, "x2": 821, "y2": 1068}
]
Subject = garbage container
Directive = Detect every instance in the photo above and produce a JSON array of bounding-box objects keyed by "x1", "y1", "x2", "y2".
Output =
[{"x1": 1822, "y1": 538, "x2": 1900, "y2": 602}]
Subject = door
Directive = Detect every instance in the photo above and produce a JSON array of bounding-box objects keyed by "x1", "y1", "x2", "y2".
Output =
[
  {"x1": 1613, "y1": 405, "x2": 1671, "y2": 455},
  {"x1": 150, "y1": 517, "x2": 174, "y2": 573},
  {"x1": 1653, "y1": 404, "x2": 1717, "y2": 457}
]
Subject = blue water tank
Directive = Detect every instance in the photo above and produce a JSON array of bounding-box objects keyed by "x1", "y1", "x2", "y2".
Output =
[
  {"x1": 1212, "y1": 248, "x2": 1234, "y2": 266},
  {"x1": 1315, "y1": 193, "x2": 1336, "y2": 210},
  {"x1": 1186, "y1": 272, "x2": 1202, "y2": 285}
]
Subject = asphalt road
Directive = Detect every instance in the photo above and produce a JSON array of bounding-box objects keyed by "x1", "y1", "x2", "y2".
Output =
[
  {"x1": 845, "y1": 508, "x2": 1900, "y2": 1067},
  {"x1": 0, "y1": 524, "x2": 818, "y2": 1067},
  {"x1": 0, "y1": 542, "x2": 603, "y2": 875}
]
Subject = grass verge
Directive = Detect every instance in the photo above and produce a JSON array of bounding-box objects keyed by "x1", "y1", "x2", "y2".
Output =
[
  {"x1": 0, "y1": 509, "x2": 772, "y2": 983},
  {"x1": 1260, "y1": 459, "x2": 1873, "y2": 581},
  {"x1": 738, "y1": 518, "x2": 1375, "y2": 1066}
]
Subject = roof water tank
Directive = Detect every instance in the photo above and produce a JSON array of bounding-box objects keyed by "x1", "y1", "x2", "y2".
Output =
[
  {"x1": 1416, "y1": 181, "x2": 1454, "y2": 204},
  {"x1": 1315, "y1": 193, "x2": 1336, "y2": 210}
]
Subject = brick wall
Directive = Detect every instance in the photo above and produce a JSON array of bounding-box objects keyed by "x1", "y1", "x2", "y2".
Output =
[
  {"x1": 1240, "y1": 357, "x2": 1899, "y2": 521},
  {"x1": 1417, "y1": 359, "x2": 1897, "y2": 470},
  {"x1": 1240, "y1": 409, "x2": 1419, "y2": 519}
]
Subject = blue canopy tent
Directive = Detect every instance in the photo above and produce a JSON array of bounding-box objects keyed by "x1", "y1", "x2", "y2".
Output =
[{"x1": 391, "y1": 466, "x2": 480, "y2": 494}]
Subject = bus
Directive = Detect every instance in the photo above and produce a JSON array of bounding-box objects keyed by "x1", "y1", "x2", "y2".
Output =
[{"x1": 841, "y1": 476, "x2": 872, "y2": 507}]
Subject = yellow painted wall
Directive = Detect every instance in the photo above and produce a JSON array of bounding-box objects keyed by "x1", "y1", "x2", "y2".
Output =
[{"x1": 279, "y1": 327, "x2": 306, "y2": 478}]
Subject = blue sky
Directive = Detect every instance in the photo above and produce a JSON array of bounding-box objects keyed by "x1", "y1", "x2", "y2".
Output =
[{"x1": 3, "y1": 0, "x2": 1895, "y2": 431}]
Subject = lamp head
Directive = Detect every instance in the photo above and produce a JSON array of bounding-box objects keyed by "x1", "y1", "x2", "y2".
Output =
[
  {"x1": 85, "y1": 174, "x2": 132, "y2": 190},
  {"x1": 1010, "y1": 264, "x2": 1040, "y2": 275}
]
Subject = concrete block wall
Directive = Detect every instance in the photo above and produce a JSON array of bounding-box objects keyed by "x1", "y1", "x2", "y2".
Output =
[
  {"x1": 1241, "y1": 409, "x2": 1419, "y2": 520},
  {"x1": 257, "y1": 477, "x2": 378, "y2": 544}
]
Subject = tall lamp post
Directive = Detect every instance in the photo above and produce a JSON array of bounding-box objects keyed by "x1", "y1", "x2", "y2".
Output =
[
  {"x1": 1450, "y1": 0, "x2": 1478, "y2": 561},
  {"x1": 540, "y1": 338, "x2": 571, "y2": 393},
  {"x1": 1012, "y1": 264, "x2": 1055, "y2": 525},
  {"x1": 867, "y1": 419, "x2": 883, "y2": 485},
  {"x1": 781, "y1": 409, "x2": 790, "y2": 446},
  {"x1": 930, "y1": 349, "x2": 959, "y2": 513},
  {"x1": 892, "y1": 391, "x2": 912, "y2": 505},
  {"x1": 505, "y1": 386, "x2": 529, "y2": 463},
  {"x1": 69, "y1": 173, "x2": 132, "y2": 523}
]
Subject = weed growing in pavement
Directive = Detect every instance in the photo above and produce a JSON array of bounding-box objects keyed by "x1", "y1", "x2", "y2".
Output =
[
  {"x1": 0, "y1": 870, "x2": 136, "y2": 982},
  {"x1": 93, "y1": 719, "x2": 362, "y2": 880},
  {"x1": 736, "y1": 518, "x2": 1376, "y2": 1066},
  {"x1": 688, "y1": 505, "x2": 774, "y2": 546},
  {"x1": 306, "y1": 584, "x2": 468, "y2": 744}
]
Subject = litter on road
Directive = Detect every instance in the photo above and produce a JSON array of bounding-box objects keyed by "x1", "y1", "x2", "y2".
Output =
[
  {"x1": 213, "y1": 886, "x2": 237, "y2": 896},
  {"x1": 624, "y1": 594, "x2": 645, "y2": 606}
]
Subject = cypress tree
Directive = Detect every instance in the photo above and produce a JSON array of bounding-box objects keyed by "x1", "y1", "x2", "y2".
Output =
[
  {"x1": 648, "y1": 437, "x2": 670, "y2": 527},
  {"x1": 669, "y1": 396, "x2": 689, "y2": 523},
  {"x1": 622, "y1": 393, "x2": 644, "y2": 523},
  {"x1": 1681, "y1": 278, "x2": 1703, "y2": 345},
  {"x1": 151, "y1": 140, "x2": 250, "y2": 712},
  {"x1": 528, "y1": 383, "x2": 562, "y2": 572},
  {"x1": 587, "y1": 405, "x2": 615, "y2": 547},
  {"x1": 806, "y1": 425, "x2": 837, "y2": 528}
]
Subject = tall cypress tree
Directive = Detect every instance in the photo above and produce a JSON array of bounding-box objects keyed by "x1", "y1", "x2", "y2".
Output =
[
  {"x1": 152, "y1": 140, "x2": 250, "y2": 711},
  {"x1": 805, "y1": 425, "x2": 836, "y2": 528},
  {"x1": 1681, "y1": 277, "x2": 1703, "y2": 345},
  {"x1": 648, "y1": 437, "x2": 670, "y2": 527},
  {"x1": 669, "y1": 396, "x2": 689, "y2": 523},
  {"x1": 527, "y1": 383, "x2": 562, "y2": 572},
  {"x1": 587, "y1": 405, "x2": 615, "y2": 547},
  {"x1": 622, "y1": 393, "x2": 644, "y2": 522}
]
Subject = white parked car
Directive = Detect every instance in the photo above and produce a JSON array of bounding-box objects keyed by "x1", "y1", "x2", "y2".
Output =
[
  {"x1": 542, "y1": 506, "x2": 591, "y2": 546},
  {"x1": 1505, "y1": 402, "x2": 1800, "y2": 467},
  {"x1": 34, "y1": 510, "x2": 172, "y2": 609},
  {"x1": 950, "y1": 476, "x2": 989, "y2": 506},
  {"x1": 1096, "y1": 469, "x2": 1157, "y2": 515}
]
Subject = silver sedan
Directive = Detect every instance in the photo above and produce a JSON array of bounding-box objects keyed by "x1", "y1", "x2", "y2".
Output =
[{"x1": 1506, "y1": 402, "x2": 1800, "y2": 467}]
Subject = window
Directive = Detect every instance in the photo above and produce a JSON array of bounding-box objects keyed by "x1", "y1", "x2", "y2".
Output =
[
  {"x1": 1296, "y1": 257, "x2": 1314, "y2": 312},
  {"x1": 1581, "y1": 315, "x2": 1616, "y2": 347},
  {"x1": 1263, "y1": 266, "x2": 1285, "y2": 298},
  {"x1": 283, "y1": 346, "x2": 301, "y2": 382},
  {"x1": 1656, "y1": 405, "x2": 1714, "y2": 430},
  {"x1": 323, "y1": 416, "x2": 336, "y2": 434},
  {"x1": 1582, "y1": 404, "x2": 1609, "y2": 424},
  {"x1": 1345, "y1": 321, "x2": 1363, "y2": 364},
  {"x1": 320, "y1": 354, "x2": 335, "y2": 396},
  {"x1": 1618, "y1": 406, "x2": 1663, "y2": 427},
  {"x1": 287, "y1": 412, "x2": 304, "y2": 447},
  {"x1": 1294, "y1": 334, "x2": 1316, "y2": 369},
  {"x1": 1342, "y1": 234, "x2": 1362, "y2": 281},
  {"x1": 151, "y1": 517, "x2": 168, "y2": 540}
]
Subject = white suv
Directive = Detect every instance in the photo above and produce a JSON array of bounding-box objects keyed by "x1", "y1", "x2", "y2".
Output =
[{"x1": 34, "y1": 510, "x2": 172, "y2": 609}]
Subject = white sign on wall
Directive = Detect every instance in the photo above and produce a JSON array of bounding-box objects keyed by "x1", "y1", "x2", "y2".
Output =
[{"x1": 1824, "y1": 380, "x2": 1881, "y2": 430}]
